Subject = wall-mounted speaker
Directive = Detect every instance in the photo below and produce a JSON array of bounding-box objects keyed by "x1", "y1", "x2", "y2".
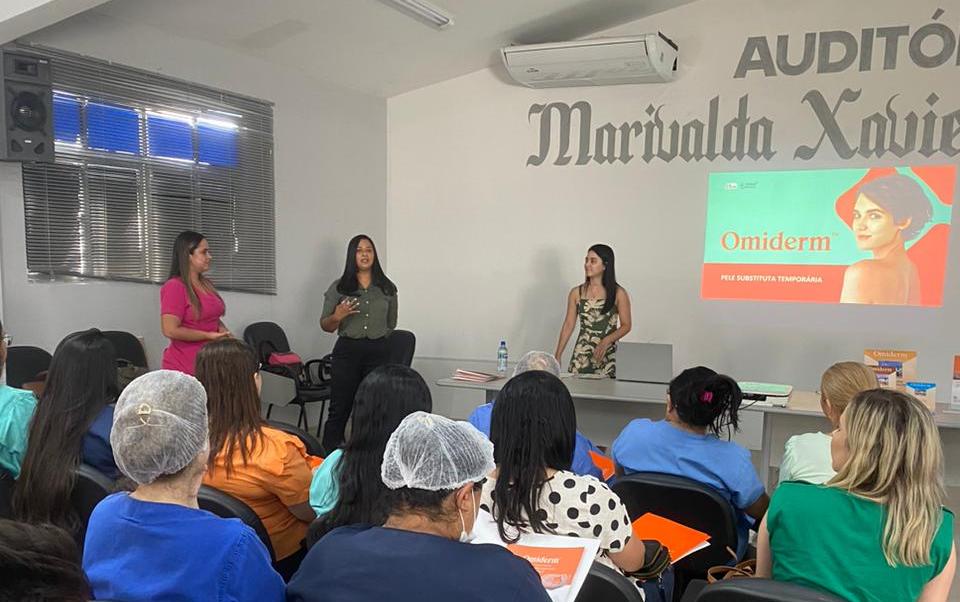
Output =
[{"x1": 0, "y1": 50, "x2": 54, "y2": 162}]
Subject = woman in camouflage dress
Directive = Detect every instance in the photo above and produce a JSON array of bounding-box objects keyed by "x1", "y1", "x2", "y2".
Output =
[{"x1": 554, "y1": 244, "x2": 632, "y2": 378}]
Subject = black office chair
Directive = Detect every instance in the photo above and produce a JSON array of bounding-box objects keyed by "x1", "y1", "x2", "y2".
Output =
[
  {"x1": 102, "y1": 330, "x2": 148, "y2": 367},
  {"x1": 198, "y1": 484, "x2": 275, "y2": 562},
  {"x1": 5, "y1": 345, "x2": 52, "y2": 388},
  {"x1": 576, "y1": 562, "x2": 644, "y2": 602},
  {"x1": 244, "y1": 322, "x2": 331, "y2": 435},
  {"x1": 695, "y1": 578, "x2": 844, "y2": 601},
  {"x1": 386, "y1": 329, "x2": 416, "y2": 366},
  {"x1": 0, "y1": 468, "x2": 14, "y2": 519},
  {"x1": 266, "y1": 419, "x2": 325, "y2": 457},
  {"x1": 71, "y1": 464, "x2": 115, "y2": 544},
  {"x1": 612, "y1": 472, "x2": 739, "y2": 581}
]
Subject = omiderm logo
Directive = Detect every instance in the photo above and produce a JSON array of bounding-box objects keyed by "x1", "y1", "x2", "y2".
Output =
[{"x1": 720, "y1": 231, "x2": 833, "y2": 251}]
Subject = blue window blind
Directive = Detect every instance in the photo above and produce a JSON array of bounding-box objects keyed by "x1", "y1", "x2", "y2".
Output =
[
  {"x1": 53, "y1": 94, "x2": 81, "y2": 143},
  {"x1": 86, "y1": 103, "x2": 140, "y2": 154},
  {"x1": 21, "y1": 44, "x2": 276, "y2": 294},
  {"x1": 147, "y1": 114, "x2": 193, "y2": 161}
]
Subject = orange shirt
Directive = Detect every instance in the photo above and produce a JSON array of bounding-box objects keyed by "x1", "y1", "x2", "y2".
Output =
[{"x1": 203, "y1": 427, "x2": 317, "y2": 560}]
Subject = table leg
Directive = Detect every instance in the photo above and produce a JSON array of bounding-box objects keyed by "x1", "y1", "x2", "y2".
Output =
[{"x1": 760, "y1": 413, "x2": 774, "y2": 491}]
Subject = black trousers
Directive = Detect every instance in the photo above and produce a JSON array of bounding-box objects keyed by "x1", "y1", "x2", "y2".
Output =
[{"x1": 321, "y1": 336, "x2": 390, "y2": 451}]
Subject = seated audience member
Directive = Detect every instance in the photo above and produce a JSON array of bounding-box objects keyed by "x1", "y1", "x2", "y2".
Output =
[
  {"x1": 779, "y1": 361, "x2": 877, "y2": 484},
  {"x1": 757, "y1": 389, "x2": 956, "y2": 601},
  {"x1": 484, "y1": 371, "x2": 645, "y2": 576},
  {"x1": 13, "y1": 329, "x2": 120, "y2": 534},
  {"x1": 0, "y1": 320, "x2": 37, "y2": 479},
  {"x1": 83, "y1": 370, "x2": 284, "y2": 602},
  {"x1": 0, "y1": 519, "x2": 90, "y2": 602},
  {"x1": 196, "y1": 338, "x2": 318, "y2": 579},
  {"x1": 308, "y1": 364, "x2": 432, "y2": 540},
  {"x1": 467, "y1": 350, "x2": 604, "y2": 479},
  {"x1": 287, "y1": 412, "x2": 550, "y2": 602},
  {"x1": 611, "y1": 366, "x2": 766, "y2": 559}
]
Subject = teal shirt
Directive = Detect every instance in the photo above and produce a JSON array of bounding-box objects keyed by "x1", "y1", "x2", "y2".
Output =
[
  {"x1": 309, "y1": 448, "x2": 343, "y2": 516},
  {"x1": 768, "y1": 482, "x2": 955, "y2": 602},
  {"x1": 0, "y1": 384, "x2": 37, "y2": 478}
]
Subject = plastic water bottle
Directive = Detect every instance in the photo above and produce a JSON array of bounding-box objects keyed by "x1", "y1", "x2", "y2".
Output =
[{"x1": 497, "y1": 340, "x2": 508, "y2": 375}]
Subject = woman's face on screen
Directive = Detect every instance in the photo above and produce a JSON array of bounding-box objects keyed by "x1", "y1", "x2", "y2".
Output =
[
  {"x1": 852, "y1": 193, "x2": 902, "y2": 251},
  {"x1": 355, "y1": 239, "x2": 375, "y2": 272},
  {"x1": 584, "y1": 251, "x2": 604, "y2": 279}
]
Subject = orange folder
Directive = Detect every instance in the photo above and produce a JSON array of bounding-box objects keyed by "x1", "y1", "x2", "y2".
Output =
[
  {"x1": 588, "y1": 451, "x2": 615, "y2": 481},
  {"x1": 632, "y1": 512, "x2": 711, "y2": 563}
]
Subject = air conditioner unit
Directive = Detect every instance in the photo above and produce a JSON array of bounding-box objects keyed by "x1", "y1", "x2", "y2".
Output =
[{"x1": 500, "y1": 34, "x2": 678, "y2": 88}]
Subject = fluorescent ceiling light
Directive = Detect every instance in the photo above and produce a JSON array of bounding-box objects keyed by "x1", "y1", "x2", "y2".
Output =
[{"x1": 380, "y1": 0, "x2": 454, "y2": 29}]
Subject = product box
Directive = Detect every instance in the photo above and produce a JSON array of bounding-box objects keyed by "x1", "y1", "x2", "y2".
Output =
[
  {"x1": 952, "y1": 356, "x2": 960, "y2": 411},
  {"x1": 864, "y1": 349, "x2": 918, "y2": 383},
  {"x1": 870, "y1": 365, "x2": 898, "y2": 389},
  {"x1": 904, "y1": 381, "x2": 936, "y2": 411}
]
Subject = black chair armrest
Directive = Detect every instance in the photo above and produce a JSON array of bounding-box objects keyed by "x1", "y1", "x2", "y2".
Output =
[
  {"x1": 262, "y1": 363, "x2": 300, "y2": 380},
  {"x1": 304, "y1": 355, "x2": 332, "y2": 384}
]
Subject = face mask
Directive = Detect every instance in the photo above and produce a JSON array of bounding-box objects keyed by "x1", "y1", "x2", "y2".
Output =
[{"x1": 458, "y1": 486, "x2": 478, "y2": 543}]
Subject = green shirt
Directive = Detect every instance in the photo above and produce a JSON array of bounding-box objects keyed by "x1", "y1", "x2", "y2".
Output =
[
  {"x1": 768, "y1": 481, "x2": 955, "y2": 602},
  {"x1": 321, "y1": 278, "x2": 397, "y2": 340},
  {"x1": 0, "y1": 384, "x2": 37, "y2": 478}
]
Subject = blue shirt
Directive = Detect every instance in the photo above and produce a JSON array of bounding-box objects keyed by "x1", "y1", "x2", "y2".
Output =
[
  {"x1": 309, "y1": 448, "x2": 343, "y2": 515},
  {"x1": 0, "y1": 384, "x2": 36, "y2": 478},
  {"x1": 83, "y1": 493, "x2": 284, "y2": 602},
  {"x1": 611, "y1": 419, "x2": 764, "y2": 558},
  {"x1": 287, "y1": 525, "x2": 551, "y2": 602},
  {"x1": 468, "y1": 401, "x2": 604, "y2": 479},
  {"x1": 82, "y1": 404, "x2": 118, "y2": 479}
]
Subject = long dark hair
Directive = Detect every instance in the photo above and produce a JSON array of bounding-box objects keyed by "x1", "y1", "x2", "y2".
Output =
[
  {"x1": 196, "y1": 338, "x2": 264, "y2": 476},
  {"x1": 168, "y1": 230, "x2": 217, "y2": 317},
  {"x1": 13, "y1": 329, "x2": 118, "y2": 530},
  {"x1": 584, "y1": 244, "x2": 618, "y2": 314},
  {"x1": 669, "y1": 366, "x2": 743, "y2": 437},
  {"x1": 311, "y1": 365, "x2": 431, "y2": 540},
  {"x1": 0, "y1": 520, "x2": 90, "y2": 602},
  {"x1": 336, "y1": 234, "x2": 397, "y2": 296},
  {"x1": 489, "y1": 371, "x2": 576, "y2": 543}
]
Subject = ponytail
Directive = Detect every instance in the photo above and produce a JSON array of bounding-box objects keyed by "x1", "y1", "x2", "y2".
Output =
[{"x1": 668, "y1": 367, "x2": 743, "y2": 436}]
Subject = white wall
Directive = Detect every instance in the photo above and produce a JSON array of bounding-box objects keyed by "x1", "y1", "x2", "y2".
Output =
[
  {"x1": 389, "y1": 0, "x2": 960, "y2": 401},
  {"x1": 0, "y1": 9, "x2": 387, "y2": 367}
]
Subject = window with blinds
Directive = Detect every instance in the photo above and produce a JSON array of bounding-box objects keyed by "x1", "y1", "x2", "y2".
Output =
[{"x1": 21, "y1": 45, "x2": 276, "y2": 294}]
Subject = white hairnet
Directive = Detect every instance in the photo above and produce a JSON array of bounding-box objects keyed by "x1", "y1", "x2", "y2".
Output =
[
  {"x1": 512, "y1": 350, "x2": 561, "y2": 377},
  {"x1": 111, "y1": 370, "x2": 209, "y2": 485},
  {"x1": 382, "y1": 412, "x2": 494, "y2": 491}
]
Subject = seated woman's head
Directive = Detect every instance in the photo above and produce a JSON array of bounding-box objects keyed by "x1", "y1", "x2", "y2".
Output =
[
  {"x1": 312, "y1": 364, "x2": 432, "y2": 540},
  {"x1": 667, "y1": 366, "x2": 743, "y2": 436},
  {"x1": 512, "y1": 350, "x2": 561, "y2": 377},
  {"x1": 819, "y1": 362, "x2": 877, "y2": 426},
  {"x1": 13, "y1": 328, "x2": 119, "y2": 526},
  {"x1": 381, "y1": 412, "x2": 494, "y2": 542},
  {"x1": 489, "y1": 370, "x2": 575, "y2": 542},
  {"x1": 195, "y1": 338, "x2": 263, "y2": 475},
  {"x1": 111, "y1": 370, "x2": 210, "y2": 492},
  {"x1": 830, "y1": 388, "x2": 945, "y2": 566},
  {"x1": 852, "y1": 174, "x2": 932, "y2": 251},
  {"x1": 0, "y1": 520, "x2": 89, "y2": 602}
]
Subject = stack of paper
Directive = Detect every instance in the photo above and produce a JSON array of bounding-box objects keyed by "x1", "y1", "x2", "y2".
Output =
[
  {"x1": 632, "y1": 512, "x2": 711, "y2": 563},
  {"x1": 451, "y1": 369, "x2": 501, "y2": 383}
]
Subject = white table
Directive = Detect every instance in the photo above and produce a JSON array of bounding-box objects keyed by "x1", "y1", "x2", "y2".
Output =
[{"x1": 437, "y1": 376, "x2": 960, "y2": 490}]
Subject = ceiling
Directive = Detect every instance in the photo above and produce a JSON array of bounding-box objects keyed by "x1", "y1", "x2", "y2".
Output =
[{"x1": 86, "y1": 0, "x2": 696, "y2": 97}]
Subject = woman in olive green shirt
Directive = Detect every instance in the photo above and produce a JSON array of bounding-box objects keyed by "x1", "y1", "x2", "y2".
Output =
[
  {"x1": 757, "y1": 389, "x2": 956, "y2": 602},
  {"x1": 320, "y1": 235, "x2": 398, "y2": 451}
]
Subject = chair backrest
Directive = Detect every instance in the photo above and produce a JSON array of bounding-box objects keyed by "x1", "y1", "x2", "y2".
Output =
[
  {"x1": 5, "y1": 345, "x2": 52, "y2": 388},
  {"x1": 386, "y1": 329, "x2": 416, "y2": 366},
  {"x1": 266, "y1": 419, "x2": 325, "y2": 457},
  {"x1": 575, "y1": 562, "x2": 643, "y2": 602},
  {"x1": 696, "y1": 578, "x2": 845, "y2": 602},
  {"x1": 612, "y1": 472, "x2": 738, "y2": 572},
  {"x1": 243, "y1": 322, "x2": 291, "y2": 363},
  {"x1": 198, "y1": 484, "x2": 276, "y2": 561},
  {"x1": 101, "y1": 330, "x2": 148, "y2": 368},
  {"x1": 71, "y1": 464, "x2": 114, "y2": 542},
  {"x1": 0, "y1": 468, "x2": 14, "y2": 519}
]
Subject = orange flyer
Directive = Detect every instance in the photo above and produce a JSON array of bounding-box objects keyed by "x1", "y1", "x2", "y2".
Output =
[
  {"x1": 632, "y1": 512, "x2": 711, "y2": 563},
  {"x1": 588, "y1": 451, "x2": 615, "y2": 480},
  {"x1": 506, "y1": 544, "x2": 585, "y2": 591}
]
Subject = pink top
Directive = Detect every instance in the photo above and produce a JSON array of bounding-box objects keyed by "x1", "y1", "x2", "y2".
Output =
[{"x1": 160, "y1": 278, "x2": 226, "y2": 375}]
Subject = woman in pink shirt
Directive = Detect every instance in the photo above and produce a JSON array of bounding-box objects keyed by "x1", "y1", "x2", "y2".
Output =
[{"x1": 160, "y1": 231, "x2": 229, "y2": 375}]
